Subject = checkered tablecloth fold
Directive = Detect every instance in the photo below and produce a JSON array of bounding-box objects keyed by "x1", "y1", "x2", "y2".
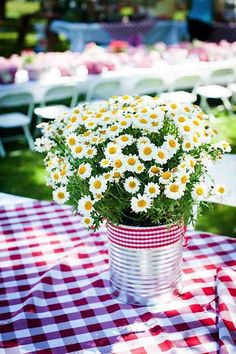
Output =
[
  {"x1": 217, "y1": 267, "x2": 236, "y2": 354},
  {"x1": 0, "y1": 201, "x2": 236, "y2": 354}
]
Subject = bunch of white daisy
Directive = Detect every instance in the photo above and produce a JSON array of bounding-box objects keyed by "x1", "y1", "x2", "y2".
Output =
[{"x1": 35, "y1": 95, "x2": 230, "y2": 229}]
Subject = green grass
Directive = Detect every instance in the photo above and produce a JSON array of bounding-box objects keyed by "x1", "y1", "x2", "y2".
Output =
[
  {"x1": 1, "y1": 113, "x2": 236, "y2": 237},
  {"x1": 6, "y1": 1, "x2": 40, "y2": 19}
]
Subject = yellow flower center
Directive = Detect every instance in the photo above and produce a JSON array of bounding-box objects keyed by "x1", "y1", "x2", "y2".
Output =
[
  {"x1": 170, "y1": 184, "x2": 179, "y2": 193},
  {"x1": 121, "y1": 136, "x2": 129, "y2": 142},
  {"x1": 113, "y1": 172, "x2": 121, "y2": 179},
  {"x1": 143, "y1": 147, "x2": 152, "y2": 155},
  {"x1": 218, "y1": 187, "x2": 225, "y2": 194},
  {"x1": 87, "y1": 149, "x2": 93, "y2": 156},
  {"x1": 104, "y1": 173, "x2": 111, "y2": 180},
  {"x1": 122, "y1": 95, "x2": 129, "y2": 100},
  {"x1": 157, "y1": 151, "x2": 165, "y2": 159},
  {"x1": 150, "y1": 113, "x2": 157, "y2": 119},
  {"x1": 169, "y1": 140, "x2": 176, "y2": 148},
  {"x1": 196, "y1": 187, "x2": 204, "y2": 196},
  {"x1": 190, "y1": 160, "x2": 196, "y2": 168},
  {"x1": 185, "y1": 142, "x2": 191, "y2": 149},
  {"x1": 184, "y1": 125, "x2": 191, "y2": 132},
  {"x1": 83, "y1": 131, "x2": 90, "y2": 137},
  {"x1": 193, "y1": 136, "x2": 198, "y2": 143},
  {"x1": 141, "y1": 107, "x2": 148, "y2": 113},
  {"x1": 57, "y1": 192, "x2": 65, "y2": 199},
  {"x1": 149, "y1": 187, "x2": 156, "y2": 194},
  {"x1": 108, "y1": 146, "x2": 117, "y2": 154},
  {"x1": 181, "y1": 176, "x2": 187, "y2": 184},
  {"x1": 184, "y1": 106, "x2": 190, "y2": 112},
  {"x1": 140, "y1": 118, "x2": 148, "y2": 124},
  {"x1": 75, "y1": 146, "x2": 82, "y2": 153},
  {"x1": 93, "y1": 181, "x2": 102, "y2": 189},
  {"x1": 137, "y1": 199, "x2": 147, "y2": 208},
  {"x1": 84, "y1": 217, "x2": 91, "y2": 225},
  {"x1": 79, "y1": 166, "x2": 86, "y2": 174},
  {"x1": 178, "y1": 116, "x2": 185, "y2": 123},
  {"x1": 115, "y1": 160, "x2": 122, "y2": 168},
  {"x1": 137, "y1": 165, "x2": 144, "y2": 172},
  {"x1": 128, "y1": 181, "x2": 136, "y2": 188},
  {"x1": 127, "y1": 158, "x2": 136, "y2": 165},
  {"x1": 193, "y1": 120, "x2": 199, "y2": 126},
  {"x1": 170, "y1": 103, "x2": 177, "y2": 109},
  {"x1": 162, "y1": 171, "x2": 171, "y2": 180},
  {"x1": 110, "y1": 125, "x2": 118, "y2": 131},
  {"x1": 68, "y1": 138, "x2": 76, "y2": 146},
  {"x1": 54, "y1": 173, "x2": 59, "y2": 180},
  {"x1": 85, "y1": 201, "x2": 93, "y2": 211},
  {"x1": 151, "y1": 166, "x2": 160, "y2": 174},
  {"x1": 70, "y1": 116, "x2": 77, "y2": 123}
]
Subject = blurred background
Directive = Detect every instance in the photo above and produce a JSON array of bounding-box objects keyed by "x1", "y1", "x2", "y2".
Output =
[{"x1": 1, "y1": 0, "x2": 236, "y2": 236}]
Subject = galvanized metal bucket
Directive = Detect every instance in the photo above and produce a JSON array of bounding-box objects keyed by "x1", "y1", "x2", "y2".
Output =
[{"x1": 107, "y1": 223, "x2": 185, "y2": 306}]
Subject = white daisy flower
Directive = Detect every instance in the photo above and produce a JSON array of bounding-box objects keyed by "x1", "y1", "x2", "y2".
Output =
[
  {"x1": 149, "y1": 165, "x2": 162, "y2": 177},
  {"x1": 144, "y1": 183, "x2": 160, "y2": 198},
  {"x1": 53, "y1": 187, "x2": 70, "y2": 204},
  {"x1": 112, "y1": 155, "x2": 127, "y2": 172},
  {"x1": 214, "y1": 184, "x2": 228, "y2": 198},
  {"x1": 124, "y1": 177, "x2": 140, "y2": 194},
  {"x1": 89, "y1": 175, "x2": 107, "y2": 195},
  {"x1": 191, "y1": 184, "x2": 208, "y2": 201},
  {"x1": 159, "y1": 171, "x2": 173, "y2": 184},
  {"x1": 164, "y1": 135, "x2": 179, "y2": 152},
  {"x1": 130, "y1": 194, "x2": 152, "y2": 213},
  {"x1": 135, "y1": 163, "x2": 145, "y2": 174},
  {"x1": 77, "y1": 163, "x2": 92, "y2": 179},
  {"x1": 50, "y1": 169, "x2": 62, "y2": 184},
  {"x1": 137, "y1": 136, "x2": 151, "y2": 145},
  {"x1": 126, "y1": 154, "x2": 140, "y2": 172},
  {"x1": 116, "y1": 134, "x2": 134, "y2": 147},
  {"x1": 104, "y1": 143, "x2": 121, "y2": 160},
  {"x1": 85, "y1": 146, "x2": 97, "y2": 158},
  {"x1": 82, "y1": 216, "x2": 94, "y2": 228},
  {"x1": 66, "y1": 134, "x2": 78, "y2": 148},
  {"x1": 78, "y1": 195, "x2": 94, "y2": 215},
  {"x1": 155, "y1": 148, "x2": 170, "y2": 165},
  {"x1": 164, "y1": 183, "x2": 185, "y2": 200},
  {"x1": 138, "y1": 143, "x2": 157, "y2": 161},
  {"x1": 71, "y1": 144, "x2": 85, "y2": 159},
  {"x1": 100, "y1": 159, "x2": 111, "y2": 168}
]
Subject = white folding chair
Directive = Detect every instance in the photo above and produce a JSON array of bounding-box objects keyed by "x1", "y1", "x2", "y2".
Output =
[
  {"x1": 34, "y1": 84, "x2": 78, "y2": 124},
  {"x1": 208, "y1": 68, "x2": 235, "y2": 86},
  {"x1": 85, "y1": 79, "x2": 122, "y2": 102},
  {"x1": 195, "y1": 85, "x2": 232, "y2": 118},
  {"x1": 132, "y1": 77, "x2": 166, "y2": 96},
  {"x1": 159, "y1": 91, "x2": 197, "y2": 104},
  {"x1": 0, "y1": 92, "x2": 34, "y2": 157},
  {"x1": 169, "y1": 74, "x2": 203, "y2": 93}
]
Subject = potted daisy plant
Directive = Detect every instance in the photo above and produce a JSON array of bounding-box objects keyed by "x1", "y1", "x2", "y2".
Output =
[{"x1": 35, "y1": 95, "x2": 230, "y2": 306}]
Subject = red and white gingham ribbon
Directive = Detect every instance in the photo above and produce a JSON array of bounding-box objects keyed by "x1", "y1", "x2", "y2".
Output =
[{"x1": 107, "y1": 223, "x2": 185, "y2": 249}]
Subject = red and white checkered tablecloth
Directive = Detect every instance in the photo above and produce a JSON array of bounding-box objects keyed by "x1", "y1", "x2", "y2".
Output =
[{"x1": 0, "y1": 201, "x2": 236, "y2": 354}]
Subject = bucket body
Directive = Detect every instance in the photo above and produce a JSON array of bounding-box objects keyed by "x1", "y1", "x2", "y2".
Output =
[{"x1": 107, "y1": 223, "x2": 184, "y2": 306}]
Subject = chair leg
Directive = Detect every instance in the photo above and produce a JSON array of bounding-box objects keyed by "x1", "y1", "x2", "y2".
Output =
[
  {"x1": 23, "y1": 125, "x2": 34, "y2": 151},
  {"x1": 0, "y1": 139, "x2": 6, "y2": 157},
  {"x1": 222, "y1": 97, "x2": 232, "y2": 114},
  {"x1": 200, "y1": 96, "x2": 215, "y2": 120}
]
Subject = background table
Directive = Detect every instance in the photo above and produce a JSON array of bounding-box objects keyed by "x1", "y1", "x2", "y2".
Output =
[
  {"x1": 50, "y1": 20, "x2": 188, "y2": 52},
  {"x1": 0, "y1": 200, "x2": 236, "y2": 353},
  {"x1": 1, "y1": 59, "x2": 236, "y2": 104}
]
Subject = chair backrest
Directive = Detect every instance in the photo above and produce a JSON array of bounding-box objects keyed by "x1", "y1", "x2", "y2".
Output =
[
  {"x1": 133, "y1": 77, "x2": 165, "y2": 96},
  {"x1": 42, "y1": 84, "x2": 78, "y2": 107},
  {"x1": 170, "y1": 75, "x2": 202, "y2": 93},
  {"x1": 209, "y1": 68, "x2": 235, "y2": 85},
  {"x1": 205, "y1": 153, "x2": 236, "y2": 207},
  {"x1": 86, "y1": 79, "x2": 121, "y2": 102},
  {"x1": 0, "y1": 92, "x2": 34, "y2": 118}
]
